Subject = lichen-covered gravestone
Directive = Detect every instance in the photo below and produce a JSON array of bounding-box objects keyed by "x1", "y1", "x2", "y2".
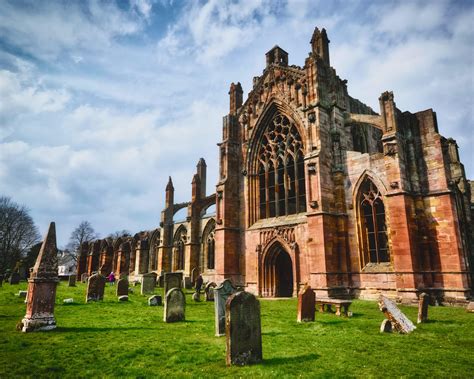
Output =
[
  {"x1": 116, "y1": 278, "x2": 129, "y2": 297},
  {"x1": 417, "y1": 293, "x2": 429, "y2": 324},
  {"x1": 226, "y1": 291, "x2": 262, "y2": 366},
  {"x1": 297, "y1": 286, "x2": 315, "y2": 322},
  {"x1": 378, "y1": 295, "x2": 416, "y2": 334},
  {"x1": 68, "y1": 274, "x2": 76, "y2": 287},
  {"x1": 86, "y1": 273, "x2": 106, "y2": 302},
  {"x1": 205, "y1": 282, "x2": 217, "y2": 302},
  {"x1": 141, "y1": 273, "x2": 156, "y2": 295},
  {"x1": 215, "y1": 279, "x2": 237, "y2": 336},
  {"x1": 163, "y1": 272, "x2": 183, "y2": 299},
  {"x1": 21, "y1": 222, "x2": 59, "y2": 332},
  {"x1": 164, "y1": 288, "x2": 185, "y2": 322}
]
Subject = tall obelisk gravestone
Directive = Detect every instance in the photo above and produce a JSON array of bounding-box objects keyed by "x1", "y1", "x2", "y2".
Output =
[{"x1": 21, "y1": 222, "x2": 59, "y2": 332}]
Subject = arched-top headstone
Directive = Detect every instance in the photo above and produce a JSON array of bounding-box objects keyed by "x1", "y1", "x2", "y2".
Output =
[
  {"x1": 68, "y1": 274, "x2": 76, "y2": 287},
  {"x1": 116, "y1": 277, "x2": 129, "y2": 297},
  {"x1": 86, "y1": 273, "x2": 106, "y2": 302},
  {"x1": 226, "y1": 291, "x2": 262, "y2": 366},
  {"x1": 214, "y1": 279, "x2": 237, "y2": 336},
  {"x1": 297, "y1": 286, "x2": 315, "y2": 322},
  {"x1": 205, "y1": 282, "x2": 217, "y2": 302},
  {"x1": 164, "y1": 288, "x2": 185, "y2": 322}
]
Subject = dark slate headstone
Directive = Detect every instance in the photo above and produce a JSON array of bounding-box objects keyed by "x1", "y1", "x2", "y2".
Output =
[
  {"x1": 205, "y1": 282, "x2": 217, "y2": 302},
  {"x1": 116, "y1": 278, "x2": 129, "y2": 297},
  {"x1": 164, "y1": 288, "x2": 185, "y2": 322},
  {"x1": 81, "y1": 273, "x2": 89, "y2": 283},
  {"x1": 9, "y1": 272, "x2": 20, "y2": 284},
  {"x1": 378, "y1": 295, "x2": 416, "y2": 334},
  {"x1": 68, "y1": 275, "x2": 76, "y2": 287},
  {"x1": 86, "y1": 273, "x2": 106, "y2": 302},
  {"x1": 226, "y1": 291, "x2": 262, "y2": 366},
  {"x1": 417, "y1": 293, "x2": 429, "y2": 324},
  {"x1": 215, "y1": 279, "x2": 237, "y2": 336},
  {"x1": 164, "y1": 272, "x2": 183, "y2": 298},
  {"x1": 148, "y1": 295, "x2": 162, "y2": 306},
  {"x1": 297, "y1": 286, "x2": 315, "y2": 322},
  {"x1": 141, "y1": 273, "x2": 156, "y2": 295}
]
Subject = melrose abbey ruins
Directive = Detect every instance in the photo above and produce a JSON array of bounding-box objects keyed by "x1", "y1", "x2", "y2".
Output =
[{"x1": 76, "y1": 27, "x2": 473, "y2": 304}]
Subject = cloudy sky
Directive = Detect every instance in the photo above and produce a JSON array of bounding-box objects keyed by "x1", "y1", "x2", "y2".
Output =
[{"x1": 0, "y1": 0, "x2": 473, "y2": 246}]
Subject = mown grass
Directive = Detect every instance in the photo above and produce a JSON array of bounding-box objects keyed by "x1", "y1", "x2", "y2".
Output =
[{"x1": 0, "y1": 281, "x2": 473, "y2": 378}]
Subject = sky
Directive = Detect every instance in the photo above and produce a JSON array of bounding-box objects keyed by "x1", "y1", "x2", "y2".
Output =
[{"x1": 0, "y1": 0, "x2": 473, "y2": 247}]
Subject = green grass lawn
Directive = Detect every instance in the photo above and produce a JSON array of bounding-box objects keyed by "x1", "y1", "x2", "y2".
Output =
[{"x1": 0, "y1": 281, "x2": 473, "y2": 378}]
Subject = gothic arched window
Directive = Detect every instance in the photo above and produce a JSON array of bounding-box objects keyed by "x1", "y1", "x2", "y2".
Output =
[
  {"x1": 258, "y1": 114, "x2": 306, "y2": 219},
  {"x1": 201, "y1": 220, "x2": 216, "y2": 271},
  {"x1": 358, "y1": 179, "x2": 389, "y2": 265},
  {"x1": 206, "y1": 232, "x2": 215, "y2": 270},
  {"x1": 173, "y1": 227, "x2": 186, "y2": 271}
]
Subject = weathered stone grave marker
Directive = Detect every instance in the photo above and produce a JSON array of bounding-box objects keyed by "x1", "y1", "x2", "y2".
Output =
[
  {"x1": 21, "y1": 222, "x2": 59, "y2": 332},
  {"x1": 226, "y1": 291, "x2": 262, "y2": 366},
  {"x1": 86, "y1": 273, "x2": 106, "y2": 302},
  {"x1": 141, "y1": 273, "x2": 156, "y2": 295},
  {"x1": 68, "y1": 274, "x2": 76, "y2": 287},
  {"x1": 417, "y1": 293, "x2": 429, "y2": 324},
  {"x1": 378, "y1": 295, "x2": 416, "y2": 334},
  {"x1": 163, "y1": 272, "x2": 183, "y2": 300},
  {"x1": 215, "y1": 279, "x2": 237, "y2": 336},
  {"x1": 297, "y1": 286, "x2": 315, "y2": 322},
  {"x1": 164, "y1": 288, "x2": 185, "y2": 322},
  {"x1": 148, "y1": 295, "x2": 162, "y2": 306},
  {"x1": 116, "y1": 278, "x2": 129, "y2": 297},
  {"x1": 205, "y1": 282, "x2": 217, "y2": 302}
]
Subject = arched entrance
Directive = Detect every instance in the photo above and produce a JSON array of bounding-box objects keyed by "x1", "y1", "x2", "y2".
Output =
[{"x1": 263, "y1": 243, "x2": 294, "y2": 297}]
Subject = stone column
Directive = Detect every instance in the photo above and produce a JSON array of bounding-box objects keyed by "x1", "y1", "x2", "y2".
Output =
[{"x1": 21, "y1": 222, "x2": 59, "y2": 332}]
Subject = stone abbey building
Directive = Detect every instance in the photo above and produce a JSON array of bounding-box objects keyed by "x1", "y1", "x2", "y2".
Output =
[{"x1": 77, "y1": 27, "x2": 473, "y2": 304}]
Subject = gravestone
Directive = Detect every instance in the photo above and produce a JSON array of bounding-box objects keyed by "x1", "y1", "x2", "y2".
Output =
[
  {"x1": 164, "y1": 288, "x2": 185, "y2": 322},
  {"x1": 118, "y1": 295, "x2": 128, "y2": 302},
  {"x1": 417, "y1": 293, "x2": 429, "y2": 324},
  {"x1": 205, "y1": 282, "x2": 217, "y2": 302},
  {"x1": 157, "y1": 273, "x2": 165, "y2": 287},
  {"x1": 86, "y1": 273, "x2": 106, "y2": 302},
  {"x1": 9, "y1": 272, "x2": 20, "y2": 284},
  {"x1": 81, "y1": 273, "x2": 89, "y2": 283},
  {"x1": 380, "y1": 319, "x2": 393, "y2": 333},
  {"x1": 141, "y1": 273, "x2": 156, "y2": 295},
  {"x1": 467, "y1": 302, "x2": 474, "y2": 313},
  {"x1": 164, "y1": 272, "x2": 183, "y2": 298},
  {"x1": 21, "y1": 222, "x2": 59, "y2": 332},
  {"x1": 0, "y1": 274, "x2": 3, "y2": 286},
  {"x1": 116, "y1": 278, "x2": 129, "y2": 297},
  {"x1": 148, "y1": 295, "x2": 162, "y2": 306},
  {"x1": 378, "y1": 295, "x2": 416, "y2": 334},
  {"x1": 226, "y1": 291, "x2": 262, "y2": 366},
  {"x1": 215, "y1": 279, "x2": 237, "y2": 336},
  {"x1": 297, "y1": 286, "x2": 315, "y2": 322},
  {"x1": 68, "y1": 275, "x2": 76, "y2": 287}
]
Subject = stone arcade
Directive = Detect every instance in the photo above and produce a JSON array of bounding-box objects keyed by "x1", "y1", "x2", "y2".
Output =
[{"x1": 77, "y1": 27, "x2": 473, "y2": 304}]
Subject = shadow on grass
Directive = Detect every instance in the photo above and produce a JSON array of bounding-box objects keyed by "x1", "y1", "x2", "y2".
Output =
[
  {"x1": 263, "y1": 353, "x2": 320, "y2": 367},
  {"x1": 55, "y1": 326, "x2": 154, "y2": 333}
]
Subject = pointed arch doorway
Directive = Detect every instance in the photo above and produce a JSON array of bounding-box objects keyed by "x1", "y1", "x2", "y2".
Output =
[{"x1": 263, "y1": 242, "x2": 294, "y2": 297}]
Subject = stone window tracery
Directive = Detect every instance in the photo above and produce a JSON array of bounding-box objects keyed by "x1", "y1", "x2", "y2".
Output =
[
  {"x1": 358, "y1": 179, "x2": 389, "y2": 265},
  {"x1": 201, "y1": 220, "x2": 215, "y2": 271},
  {"x1": 257, "y1": 114, "x2": 306, "y2": 219},
  {"x1": 173, "y1": 228, "x2": 186, "y2": 271},
  {"x1": 206, "y1": 232, "x2": 215, "y2": 270}
]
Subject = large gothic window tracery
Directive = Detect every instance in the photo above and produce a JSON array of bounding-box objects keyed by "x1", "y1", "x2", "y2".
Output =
[
  {"x1": 257, "y1": 114, "x2": 306, "y2": 219},
  {"x1": 358, "y1": 178, "x2": 389, "y2": 265},
  {"x1": 173, "y1": 227, "x2": 186, "y2": 271}
]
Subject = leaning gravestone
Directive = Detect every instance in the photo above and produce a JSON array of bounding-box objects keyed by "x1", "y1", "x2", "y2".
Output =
[
  {"x1": 297, "y1": 286, "x2": 315, "y2": 322},
  {"x1": 215, "y1": 279, "x2": 237, "y2": 336},
  {"x1": 116, "y1": 278, "x2": 129, "y2": 297},
  {"x1": 141, "y1": 273, "x2": 156, "y2": 295},
  {"x1": 21, "y1": 222, "x2": 59, "y2": 332},
  {"x1": 164, "y1": 288, "x2": 185, "y2": 322},
  {"x1": 205, "y1": 282, "x2": 217, "y2": 302},
  {"x1": 417, "y1": 293, "x2": 429, "y2": 324},
  {"x1": 86, "y1": 273, "x2": 106, "y2": 302},
  {"x1": 9, "y1": 272, "x2": 20, "y2": 285},
  {"x1": 163, "y1": 273, "x2": 183, "y2": 299},
  {"x1": 81, "y1": 273, "x2": 89, "y2": 283},
  {"x1": 226, "y1": 291, "x2": 262, "y2": 366},
  {"x1": 68, "y1": 274, "x2": 76, "y2": 287},
  {"x1": 378, "y1": 295, "x2": 416, "y2": 334}
]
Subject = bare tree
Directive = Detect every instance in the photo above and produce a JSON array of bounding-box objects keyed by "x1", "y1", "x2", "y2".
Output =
[
  {"x1": 0, "y1": 196, "x2": 41, "y2": 274},
  {"x1": 66, "y1": 221, "x2": 99, "y2": 262}
]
